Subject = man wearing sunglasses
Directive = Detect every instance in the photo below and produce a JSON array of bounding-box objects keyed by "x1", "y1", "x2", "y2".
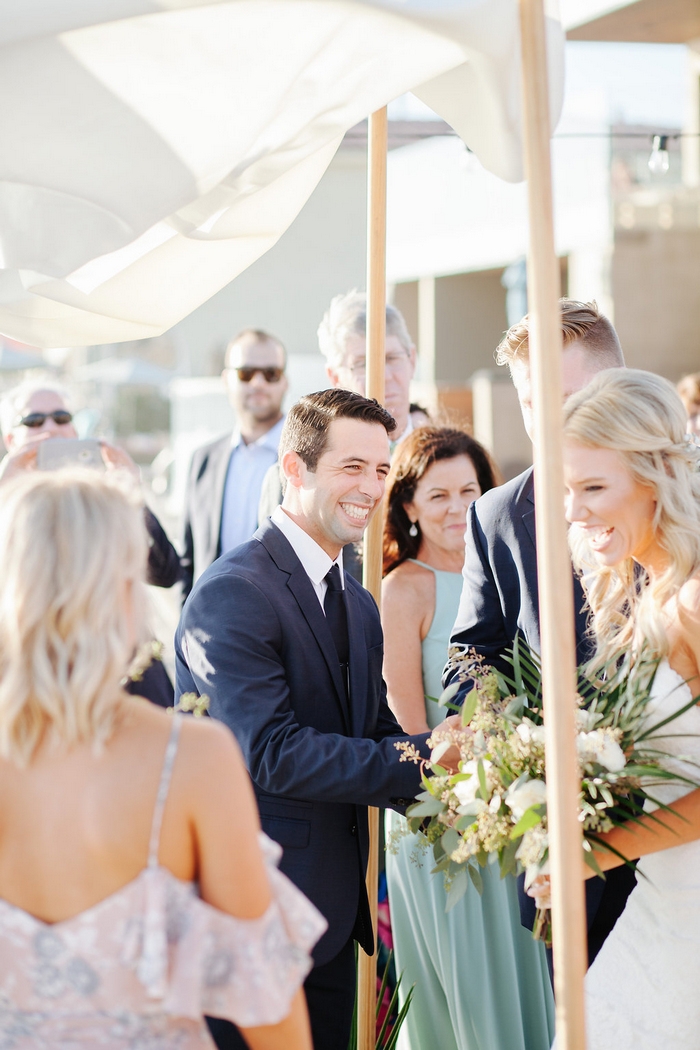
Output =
[
  {"x1": 0, "y1": 379, "x2": 182, "y2": 708},
  {"x1": 181, "y1": 327, "x2": 288, "y2": 600},
  {"x1": 1, "y1": 385, "x2": 77, "y2": 455}
]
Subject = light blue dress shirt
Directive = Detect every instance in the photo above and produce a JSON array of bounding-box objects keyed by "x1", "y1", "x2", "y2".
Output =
[{"x1": 219, "y1": 416, "x2": 285, "y2": 554}]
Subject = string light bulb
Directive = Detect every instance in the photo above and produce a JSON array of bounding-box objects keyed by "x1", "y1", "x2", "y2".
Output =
[{"x1": 648, "y1": 134, "x2": 670, "y2": 175}]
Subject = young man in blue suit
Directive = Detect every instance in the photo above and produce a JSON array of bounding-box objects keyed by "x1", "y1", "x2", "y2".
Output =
[
  {"x1": 446, "y1": 299, "x2": 636, "y2": 967},
  {"x1": 176, "y1": 389, "x2": 448, "y2": 1050}
]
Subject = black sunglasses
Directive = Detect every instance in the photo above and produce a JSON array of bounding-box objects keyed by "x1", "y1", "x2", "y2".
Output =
[
  {"x1": 16, "y1": 410, "x2": 73, "y2": 428},
  {"x1": 235, "y1": 366, "x2": 284, "y2": 384}
]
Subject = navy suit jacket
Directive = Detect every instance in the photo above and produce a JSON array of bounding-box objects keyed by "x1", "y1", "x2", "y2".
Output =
[
  {"x1": 175, "y1": 518, "x2": 430, "y2": 966},
  {"x1": 446, "y1": 466, "x2": 590, "y2": 677},
  {"x1": 447, "y1": 466, "x2": 636, "y2": 963}
]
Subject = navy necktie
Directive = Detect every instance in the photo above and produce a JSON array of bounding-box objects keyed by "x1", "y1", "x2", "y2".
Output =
[{"x1": 324, "y1": 563, "x2": 349, "y2": 676}]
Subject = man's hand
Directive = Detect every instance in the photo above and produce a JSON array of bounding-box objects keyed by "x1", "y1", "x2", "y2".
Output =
[
  {"x1": 526, "y1": 873, "x2": 552, "y2": 910},
  {"x1": 0, "y1": 433, "x2": 51, "y2": 485},
  {"x1": 433, "y1": 713, "x2": 466, "y2": 773},
  {"x1": 100, "y1": 441, "x2": 140, "y2": 479}
]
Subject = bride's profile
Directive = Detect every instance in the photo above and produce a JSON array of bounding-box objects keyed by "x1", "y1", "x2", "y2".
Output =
[{"x1": 559, "y1": 367, "x2": 700, "y2": 1048}]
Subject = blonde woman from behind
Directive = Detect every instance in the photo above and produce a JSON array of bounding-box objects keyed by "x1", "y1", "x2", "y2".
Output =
[{"x1": 0, "y1": 470, "x2": 323, "y2": 1049}]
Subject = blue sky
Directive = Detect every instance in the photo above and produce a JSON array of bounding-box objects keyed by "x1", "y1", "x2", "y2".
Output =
[
  {"x1": 391, "y1": 41, "x2": 687, "y2": 130},
  {"x1": 563, "y1": 42, "x2": 686, "y2": 127}
]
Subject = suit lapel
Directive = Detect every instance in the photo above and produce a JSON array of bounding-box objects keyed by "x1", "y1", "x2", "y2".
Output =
[
  {"x1": 345, "y1": 585, "x2": 368, "y2": 738},
  {"x1": 522, "y1": 473, "x2": 536, "y2": 549},
  {"x1": 285, "y1": 566, "x2": 352, "y2": 734},
  {"x1": 211, "y1": 440, "x2": 233, "y2": 557}
]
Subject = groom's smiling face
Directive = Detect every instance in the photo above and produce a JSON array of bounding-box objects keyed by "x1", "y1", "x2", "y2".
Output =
[{"x1": 289, "y1": 417, "x2": 391, "y2": 558}]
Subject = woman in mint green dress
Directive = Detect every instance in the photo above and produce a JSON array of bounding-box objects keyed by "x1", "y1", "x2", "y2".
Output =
[{"x1": 382, "y1": 427, "x2": 554, "y2": 1050}]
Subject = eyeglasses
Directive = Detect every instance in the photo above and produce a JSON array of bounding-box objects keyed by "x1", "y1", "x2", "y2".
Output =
[
  {"x1": 16, "y1": 410, "x2": 73, "y2": 428},
  {"x1": 347, "y1": 351, "x2": 410, "y2": 377},
  {"x1": 235, "y1": 366, "x2": 284, "y2": 384}
]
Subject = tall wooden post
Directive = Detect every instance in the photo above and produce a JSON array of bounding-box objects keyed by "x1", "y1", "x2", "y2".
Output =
[
  {"x1": 357, "y1": 105, "x2": 388, "y2": 1050},
  {"x1": 519, "y1": 2, "x2": 588, "y2": 1047}
]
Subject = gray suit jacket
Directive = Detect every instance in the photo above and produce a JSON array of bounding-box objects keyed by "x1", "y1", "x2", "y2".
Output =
[{"x1": 181, "y1": 434, "x2": 231, "y2": 601}]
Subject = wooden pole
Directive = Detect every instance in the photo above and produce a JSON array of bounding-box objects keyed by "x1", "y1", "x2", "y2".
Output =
[
  {"x1": 357, "y1": 105, "x2": 388, "y2": 1050},
  {"x1": 518, "y1": 3, "x2": 588, "y2": 1048}
]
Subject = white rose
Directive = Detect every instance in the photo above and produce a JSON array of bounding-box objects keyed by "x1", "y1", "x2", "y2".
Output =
[
  {"x1": 516, "y1": 723, "x2": 531, "y2": 744},
  {"x1": 530, "y1": 724, "x2": 546, "y2": 746},
  {"x1": 505, "y1": 778, "x2": 547, "y2": 821},
  {"x1": 577, "y1": 729, "x2": 626, "y2": 773},
  {"x1": 516, "y1": 719, "x2": 545, "y2": 746},
  {"x1": 453, "y1": 759, "x2": 492, "y2": 808}
]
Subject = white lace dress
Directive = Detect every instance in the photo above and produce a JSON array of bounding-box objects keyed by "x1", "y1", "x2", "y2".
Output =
[
  {"x1": 578, "y1": 660, "x2": 700, "y2": 1050},
  {"x1": 0, "y1": 716, "x2": 327, "y2": 1048}
]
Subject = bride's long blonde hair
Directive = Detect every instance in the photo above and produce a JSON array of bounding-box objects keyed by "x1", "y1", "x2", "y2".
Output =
[
  {"x1": 564, "y1": 368, "x2": 700, "y2": 668},
  {"x1": 0, "y1": 470, "x2": 148, "y2": 765}
]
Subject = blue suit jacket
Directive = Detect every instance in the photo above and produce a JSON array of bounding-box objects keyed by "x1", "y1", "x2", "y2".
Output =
[
  {"x1": 447, "y1": 466, "x2": 636, "y2": 963},
  {"x1": 175, "y1": 518, "x2": 429, "y2": 966},
  {"x1": 446, "y1": 466, "x2": 589, "y2": 676}
]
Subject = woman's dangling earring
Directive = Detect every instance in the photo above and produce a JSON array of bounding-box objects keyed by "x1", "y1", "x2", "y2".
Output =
[{"x1": 409, "y1": 522, "x2": 418, "y2": 537}]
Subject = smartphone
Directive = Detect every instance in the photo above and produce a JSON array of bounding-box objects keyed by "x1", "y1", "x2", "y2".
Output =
[{"x1": 36, "y1": 438, "x2": 105, "y2": 472}]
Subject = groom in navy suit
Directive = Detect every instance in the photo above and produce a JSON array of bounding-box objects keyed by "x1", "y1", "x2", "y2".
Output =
[
  {"x1": 176, "y1": 389, "x2": 441, "y2": 1050},
  {"x1": 447, "y1": 299, "x2": 636, "y2": 967}
]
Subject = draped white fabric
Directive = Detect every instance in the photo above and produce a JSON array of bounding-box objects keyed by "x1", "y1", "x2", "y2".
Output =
[{"x1": 0, "y1": 1, "x2": 563, "y2": 347}]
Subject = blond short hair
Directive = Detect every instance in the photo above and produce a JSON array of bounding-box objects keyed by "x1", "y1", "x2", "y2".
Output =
[
  {"x1": 0, "y1": 471, "x2": 148, "y2": 765},
  {"x1": 496, "y1": 299, "x2": 624, "y2": 371},
  {"x1": 317, "y1": 290, "x2": 414, "y2": 369}
]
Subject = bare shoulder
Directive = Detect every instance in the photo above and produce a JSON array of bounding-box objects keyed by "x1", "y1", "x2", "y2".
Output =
[
  {"x1": 176, "y1": 715, "x2": 246, "y2": 784},
  {"x1": 677, "y1": 575, "x2": 700, "y2": 624},
  {"x1": 382, "y1": 560, "x2": 435, "y2": 606},
  {"x1": 126, "y1": 701, "x2": 246, "y2": 789}
]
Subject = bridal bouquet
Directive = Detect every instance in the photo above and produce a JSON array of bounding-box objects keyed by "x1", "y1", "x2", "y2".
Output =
[{"x1": 393, "y1": 641, "x2": 700, "y2": 941}]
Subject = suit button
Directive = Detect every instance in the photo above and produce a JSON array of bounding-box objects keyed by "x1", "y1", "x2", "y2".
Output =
[{"x1": 349, "y1": 824, "x2": 358, "y2": 836}]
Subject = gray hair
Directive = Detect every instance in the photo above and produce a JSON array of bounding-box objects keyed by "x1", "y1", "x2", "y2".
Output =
[
  {"x1": 317, "y1": 290, "x2": 414, "y2": 369},
  {"x1": 0, "y1": 378, "x2": 72, "y2": 437}
]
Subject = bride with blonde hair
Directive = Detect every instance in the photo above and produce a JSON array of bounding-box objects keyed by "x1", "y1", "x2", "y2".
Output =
[
  {"x1": 557, "y1": 367, "x2": 700, "y2": 1049},
  {"x1": 0, "y1": 470, "x2": 323, "y2": 1049}
]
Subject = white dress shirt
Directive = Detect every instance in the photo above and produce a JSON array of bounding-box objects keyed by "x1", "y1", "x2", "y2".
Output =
[
  {"x1": 220, "y1": 416, "x2": 285, "y2": 554},
  {"x1": 390, "y1": 415, "x2": 413, "y2": 453},
  {"x1": 271, "y1": 505, "x2": 344, "y2": 609}
]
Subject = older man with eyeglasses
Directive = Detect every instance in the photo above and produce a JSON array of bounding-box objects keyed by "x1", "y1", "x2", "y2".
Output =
[
  {"x1": 181, "y1": 328, "x2": 289, "y2": 600},
  {"x1": 318, "y1": 290, "x2": 417, "y2": 447}
]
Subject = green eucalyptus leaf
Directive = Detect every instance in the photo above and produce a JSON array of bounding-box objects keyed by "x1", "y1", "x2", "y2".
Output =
[
  {"x1": 406, "y1": 798, "x2": 445, "y2": 818},
  {"x1": 477, "y1": 759, "x2": 489, "y2": 801},
  {"x1": 468, "y1": 863, "x2": 484, "y2": 894},
  {"x1": 445, "y1": 868, "x2": 469, "y2": 911},
  {"x1": 461, "y1": 690, "x2": 478, "y2": 726},
  {"x1": 509, "y1": 804, "x2": 545, "y2": 840},
  {"x1": 438, "y1": 681, "x2": 460, "y2": 707},
  {"x1": 499, "y1": 837, "x2": 519, "y2": 878},
  {"x1": 441, "y1": 828, "x2": 460, "y2": 857}
]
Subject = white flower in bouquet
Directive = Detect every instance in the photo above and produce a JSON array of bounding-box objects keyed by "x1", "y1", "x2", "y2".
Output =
[
  {"x1": 505, "y1": 777, "x2": 547, "y2": 821},
  {"x1": 515, "y1": 719, "x2": 546, "y2": 746},
  {"x1": 453, "y1": 759, "x2": 492, "y2": 810},
  {"x1": 576, "y1": 728, "x2": 626, "y2": 773},
  {"x1": 517, "y1": 825, "x2": 550, "y2": 889}
]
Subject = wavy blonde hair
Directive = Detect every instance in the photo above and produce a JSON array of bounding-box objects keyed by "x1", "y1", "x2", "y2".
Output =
[
  {"x1": 564, "y1": 368, "x2": 700, "y2": 668},
  {"x1": 0, "y1": 470, "x2": 148, "y2": 764}
]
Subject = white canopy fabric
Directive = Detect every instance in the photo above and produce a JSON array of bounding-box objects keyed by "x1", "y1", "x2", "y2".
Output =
[{"x1": 0, "y1": 0, "x2": 563, "y2": 348}]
